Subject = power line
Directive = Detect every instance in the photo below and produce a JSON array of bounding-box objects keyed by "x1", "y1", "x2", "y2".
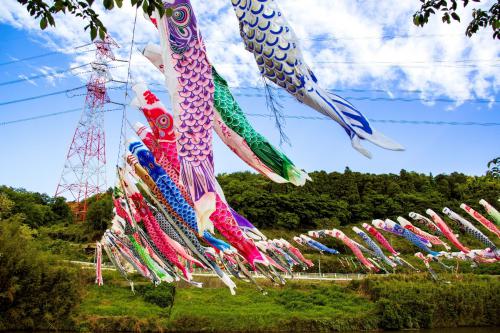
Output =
[
  {"x1": 1, "y1": 107, "x2": 497, "y2": 128},
  {"x1": 113, "y1": 85, "x2": 498, "y2": 104},
  {"x1": 0, "y1": 107, "x2": 122, "y2": 127},
  {"x1": 0, "y1": 85, "x2": 87, "y2": 106},
  {"x1": 0, "y1": 63, "x2": 128, "y2": 87},
  {"x1": 0, "y1": 44, "x2": 94, "y2": 67},
  {"x1": 0, "y1": 63, "x2": 91, "y2": 86},
  {"x1": 245, "y1": 113, "x2": 500, "y2": 127}
]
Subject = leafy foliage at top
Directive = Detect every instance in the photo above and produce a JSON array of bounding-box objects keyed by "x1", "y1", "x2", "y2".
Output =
[
  {"x1": 17, "y1": 0, "x2": 165, "y2": 40},
  {"x1": 413, "y1": 0, "x2": 500, "y2": 39},
  {"x1": 16, "y1": 0, "x2": 499, "y2": 40},
  {"x1": 487, "y1": 157, "x2": 500, "y2": 178}
]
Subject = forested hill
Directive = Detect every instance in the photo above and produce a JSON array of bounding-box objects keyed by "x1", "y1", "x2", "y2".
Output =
[{"x1": 217, "y1": 169, "x2": 499, "y2": 230}]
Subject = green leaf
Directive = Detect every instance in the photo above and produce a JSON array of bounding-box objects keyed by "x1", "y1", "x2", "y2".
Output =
[
  {"x1": 40, "y1": 17, "x2": 47, "y2": 30},
  {"x1": 99, "y1": 27, "x2": 106, "y2": 40},
  {"x1": 115, "y1": 0, "x2": 123, "y2": 8},
  {"x1": 451, "y1": 12, "x2": 460, "y2": 22},
  {"x1": 47, "y1": 15, "x2": 55, "y2": 26},
  {"x1": 90, "y1": 25, "x2": 97, "y2": 40},
  {"x1": 413, "y1": 14, "x2": 420, "y2": 26},
  {"x1": 103, "y1": 0, "x2": 114, "y2": 10},
  {"x1": 142, "y1": 0, "x2": 149, "y2": 14}
]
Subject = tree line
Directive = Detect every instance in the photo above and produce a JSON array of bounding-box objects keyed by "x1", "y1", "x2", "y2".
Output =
[{"x1": 217, "y1": 169, "x2": 500, "y2": 230}]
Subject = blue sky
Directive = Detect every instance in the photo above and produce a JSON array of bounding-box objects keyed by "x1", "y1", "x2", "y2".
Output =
[{"x1": 0, "y1": 0, "x2": 499, "y2": 197}]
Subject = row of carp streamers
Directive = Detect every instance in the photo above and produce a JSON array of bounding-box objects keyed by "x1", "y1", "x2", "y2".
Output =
[{"x1": 294, "y1": 200, "x2": 500, "y2": 280}]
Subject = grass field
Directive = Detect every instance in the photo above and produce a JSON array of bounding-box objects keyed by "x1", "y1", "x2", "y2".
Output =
[{"x1": 74, "y1": 270, "x2": 499, "y2": 332}]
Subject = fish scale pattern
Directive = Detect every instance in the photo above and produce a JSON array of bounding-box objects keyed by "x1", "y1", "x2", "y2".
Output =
[
  {"x1": 461, "y1": 204, "x2": 500, "y2": 238},
  {"x1": 212, "y1": 67, "x2": 307, "y2": 185},
  {"x1": 229, "y1": 0, "x2": 403, "y2": 158},
  {"x1": 354, "y1": 229, "x2": 396, "y2": 267},
  {"x1": 363, "y1": 224, "x2": 399, "y2": 255},
  {"x1": 157, "y1": 0, "x2": 217, "y2": 229},
  {"x1": 130, "y1": 140, "x2": 265, "y2": 266},
  {"x1": 443, "y1": 208, "x2": 497, "y2": 250},
  {"x1": 129, "y1": 192, "x2": 190, "y2": 279}
]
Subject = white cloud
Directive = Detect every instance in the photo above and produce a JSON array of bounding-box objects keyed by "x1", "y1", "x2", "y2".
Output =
[{"x1": 1, "y1": 0, "x2": 498, "y2": 104}]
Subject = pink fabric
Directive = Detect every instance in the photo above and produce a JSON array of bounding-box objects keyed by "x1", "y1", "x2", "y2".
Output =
[
  {"x1": 130, "y1": 192, "x2": 191, "y2": 280},
  {"x1": 134, "y1": 87, "x2": 265, "y2": 267},
  {"x1": 461, "y1": 204, "x2": 500, "y2": 238},
  {"x1": 363, "y1": 224, "x2": 399, "y2": 255},
  {"x1": 427, "y1": 210, "x2": 470, "y2": 253},
  {"x1": 333, "y1": 231, "x2": 378, "y2": 272}
]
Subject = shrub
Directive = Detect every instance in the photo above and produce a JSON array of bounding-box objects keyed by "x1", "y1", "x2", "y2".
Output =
[
  {"x1": 135, "y1": 283, "x2": 176, "y2": 309},
  {"x1": 0, "y1": 218, "x2": 83, "y2": 330}
]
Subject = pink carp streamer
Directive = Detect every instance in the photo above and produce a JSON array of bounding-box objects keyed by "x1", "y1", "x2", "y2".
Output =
[
  {"x1": 461, "y1": 203, "x2": 500, "y2": 238},
  {"x1": 426, "y1": 209, "x2": 470, "y2": 254},
  {"x1": 362, "y1": 223, "x2": 399, "y2": 256},
  {"x1": 325, "y1": 229, "x2": 378, "y2": 272}
]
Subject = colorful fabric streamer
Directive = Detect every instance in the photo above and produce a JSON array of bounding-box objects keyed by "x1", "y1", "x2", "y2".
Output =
[
  {"x1": 397, "y1": 216, "x2": 450, "y2": 250},
  {"x1": 228, "y1": 0, "x2": 404, "y2": 158},
  {"x1": 374, "y1": 219, "x2": 439, "y2": 256},
  {"x1": 293, "y1": 235, "x2": 338, "y2": 255},
  {"x1": 426, "y1": 209, "x2": 470, "y2": 254},
  {"x1": 153, "y1": 0, "x2": 217, "y2": 229},
  {"x1": 352, "y1": 226, "x2": 396, "y2": 268},
  {"x1": 443, "y1": 207, "x2": 497, "y2": 251},
  {"x1": 142, "y1": 45, "x2": 309, "y2": 186},
  {"x1": 324, "y1": 229, "x2": 378, "y2": 272},
  {"x1": 460, "y1": 203, "x2": 500, "y2": 238},
  {"x1": 129, "y1": 140, "x2": 266, "y2": 268},
  {"x1": 479, "y1": 199, "x2": 500, "y2": 226},
  {"x1": 362, "y1": 223, "x2": 400, "y2": 256},
  {"x1": 409, "y1": 212, "x2": 443, "y2": 236}
]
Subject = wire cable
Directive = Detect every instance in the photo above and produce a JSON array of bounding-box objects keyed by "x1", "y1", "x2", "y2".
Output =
[
  {"x1": 1, "y1": 108, "x2": 497, "y2": 127},
  {"x1": 245, "y1": 113, "x2": 500, "y2": 127},
  {"x1": 0, "y1": 85, "x2": 87, "y2": 106},
  {"x1": 0, "y1": 63, "x2": 92, "y2": 87},
  {"x1": 0, "y1": 43, "x2": 94, "y2": 67},
  {"x1": 0, "y1": 107, "x2": 122, "y2": 127}
]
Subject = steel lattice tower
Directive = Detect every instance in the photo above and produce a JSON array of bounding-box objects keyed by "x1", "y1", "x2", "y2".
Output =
[{"x1": 55, "y1": 36, "x2": 118, "y2": 220}]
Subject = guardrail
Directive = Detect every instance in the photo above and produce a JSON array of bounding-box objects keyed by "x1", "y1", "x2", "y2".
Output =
[{"x1": 68, "y1": 261, "x2": 367, "y2": 281}]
